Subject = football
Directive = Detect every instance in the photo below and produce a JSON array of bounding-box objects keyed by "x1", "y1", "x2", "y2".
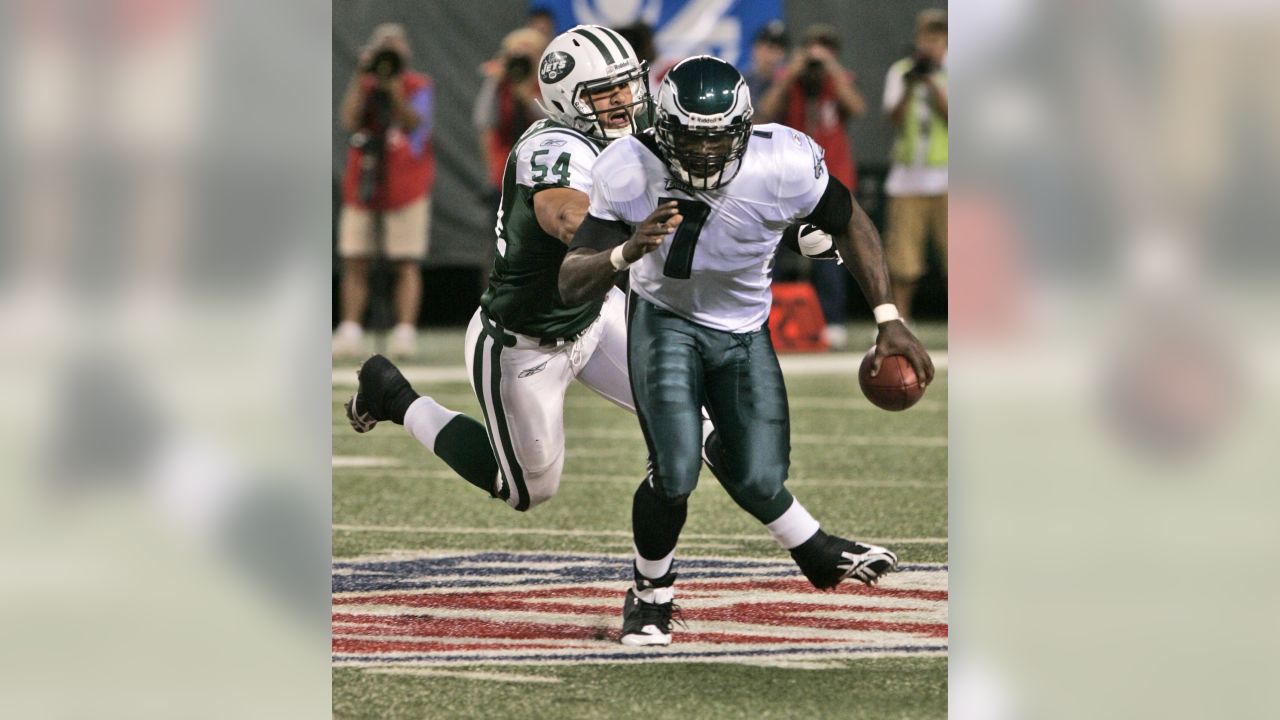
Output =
[{"x1": 858, "y1": 349, "x2": 926, "y2": 411}]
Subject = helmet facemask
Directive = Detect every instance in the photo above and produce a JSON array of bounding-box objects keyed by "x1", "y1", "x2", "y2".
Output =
[
  {"x1": 656, "y1": 109, "x2": 752, "y2": 190},
  {"x1": 570, "y1": 63, "x2": 653, "y2": 140}
]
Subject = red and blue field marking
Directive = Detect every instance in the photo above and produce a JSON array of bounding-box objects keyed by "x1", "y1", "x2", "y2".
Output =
[{"x1": 333, "y1": 552, "x2": 948, "y2": 668}]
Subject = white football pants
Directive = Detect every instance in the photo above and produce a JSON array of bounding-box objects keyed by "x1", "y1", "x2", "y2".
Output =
[{"x1": 463, "y1": 287, "x2": 634, "y2": 511}]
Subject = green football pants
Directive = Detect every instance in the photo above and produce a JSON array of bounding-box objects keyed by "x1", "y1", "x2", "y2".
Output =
[{"x1": 627, "y1": 293, "x2": 791, "y2": 505}]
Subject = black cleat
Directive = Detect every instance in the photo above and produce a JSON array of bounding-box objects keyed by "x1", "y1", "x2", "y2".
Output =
[
  {"x1": 789, "y1": 530, "x2": 899, "y2": 589},
  {"x1": 344, "y1": 354, "x2": 418, "y2": 433},
  {"x1": 620, "y1": 569, "x2": 682, "y2": 646}
]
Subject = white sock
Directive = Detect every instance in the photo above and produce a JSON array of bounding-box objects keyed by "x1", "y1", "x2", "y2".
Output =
[
  {"x1": 635, "y1": 584, "x2": 675, "y2": 604},
  {"x1": 403, "y1": 396, "x2": 461, "y2": 453},
  {"x1": 766, "y1": 499, "x2": 821, "y2": 550},
  {"x1": 633, "y1": 546, "x2": 675, "y2": 580},
  {"x1": 633, "y1": 548, "x2": 677, "y2": 603}
]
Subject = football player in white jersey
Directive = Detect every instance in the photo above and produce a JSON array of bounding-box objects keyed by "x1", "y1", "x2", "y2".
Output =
[{"x1": 559, "y1": 55, "x2": 935, "y2": 646}]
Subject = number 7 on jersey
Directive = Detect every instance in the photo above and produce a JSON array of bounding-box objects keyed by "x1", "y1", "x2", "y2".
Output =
[{"x1": 657, "y1": 197, "x2": 711, "y2": 279}]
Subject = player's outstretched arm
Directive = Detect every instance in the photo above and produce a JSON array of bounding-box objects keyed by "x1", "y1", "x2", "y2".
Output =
[
  {"x1": 533, "y1": 187, "x2": 590, "y2": 245},
  {"x1": 558, "y1": 202, "x2": 681, "y2": 305},
  {"x1": 830, "y1": 198, "x2": 936, "y2": 387}
]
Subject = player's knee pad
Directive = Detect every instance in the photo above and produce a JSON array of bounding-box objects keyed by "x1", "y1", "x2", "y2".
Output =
[
  {"x1": 520, "y1": 482, "x2": 559, "y2": 511},
  {"x1": 651, "y1": 453, "x2": 700, "y2": 495},
  {"x1": 650, "y1": 474, "x2": 697, "y2": 507},
  {"x1": 515, "y1": 451, "x2": 566, "y2": 511},
  {"x1": 655, "y1": 489, "x2": 690, "y2": 507},
  {"x1": 516, "y1": 440, "x2": 563, "y2": 477},
  {"x1": 637, "y1": 475, "x2": 690, "y2": 508},
  {"x1": 736, "y1": 467, "x2": 787, "y2": 506}
]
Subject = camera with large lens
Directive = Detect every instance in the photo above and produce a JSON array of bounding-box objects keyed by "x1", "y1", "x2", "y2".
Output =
[
  {"x1": 352, "y1": 48, "x2": 400, "y2": 203},
  {"x1": 504, "y1": 54, "x2": 533, "y2": 83},
  {"x1": 366, "y1": 47, "x2": 404, "y2": 79},
  {"x1": 801, "y1": 56, "x2": 826, "y2": 97},
  {"x1": 905, "y1": 55, "x2": 937, "y2": 81}
]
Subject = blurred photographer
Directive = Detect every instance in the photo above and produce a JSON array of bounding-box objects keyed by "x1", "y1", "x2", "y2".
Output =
[
  {"x1": 335, "y1": 23, "x2": 436, "y2": 357},
  {"x1": 473, "y1": 28, "x2": 548, "y2": 207},
  {"x1": 882, "y1": 10, "x2": 948, "y2": 324},
  {"x1": 759, "y1": 24, "x2": 867, "y2": 347},
  {"x1": 745, "y1": 20, "x2": 789, "y2": 104}
]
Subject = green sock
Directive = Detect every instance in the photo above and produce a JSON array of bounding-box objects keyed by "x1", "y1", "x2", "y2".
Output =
[{"x1": 433, "y1": 415, "x2": 501, "y2": 495}]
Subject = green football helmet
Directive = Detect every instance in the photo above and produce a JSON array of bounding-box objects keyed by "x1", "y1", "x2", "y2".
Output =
[{"x1": 654, "y1": 55, "x2": 754, "y2": 190}]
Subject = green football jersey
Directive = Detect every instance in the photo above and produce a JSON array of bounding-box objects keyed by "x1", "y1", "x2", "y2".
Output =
[{"x1": 480, "y1": 119, "x2": 607, "y2": 339}]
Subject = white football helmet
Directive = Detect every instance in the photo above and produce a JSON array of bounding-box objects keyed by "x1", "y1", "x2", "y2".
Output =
[{"x1": 537, "y1": 25, "x2": 651, "y2": 141}]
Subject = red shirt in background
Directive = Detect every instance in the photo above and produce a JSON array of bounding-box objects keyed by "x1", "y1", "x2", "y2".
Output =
[
  {"x1": 781, "y1": 69, "x2": 857, "y2": 191},
  {"x1": 484, "y1": 79, "x2": 539, "y2": 189},
  {"x1": 342, "y1": 71, "x2": 436, "y2": 211}
]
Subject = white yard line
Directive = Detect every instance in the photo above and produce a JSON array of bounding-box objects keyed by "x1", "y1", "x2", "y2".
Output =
[
  {"x1": 332, "y1": 523, "x2": 947, "y2": 544},
  {"x1": 363, "y1": 667, "x2": 560, "y2": 684},
  {"x1": 334, "y1": 465, "x2": 943, "y2": 488},
  {"x1": 335, "y1": 430, "x2": 946, "y2": 446},
  {"x1": 332, "y1": 456, "x2": 402, "y2": 468},
  {"x1": 333, "y1": 352, "x2": 949, "y2": 387}
]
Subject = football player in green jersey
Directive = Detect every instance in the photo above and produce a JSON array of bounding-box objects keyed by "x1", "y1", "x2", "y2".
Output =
[{"x1": 345, "y1": 25, "x2": 663, "y2": 511}]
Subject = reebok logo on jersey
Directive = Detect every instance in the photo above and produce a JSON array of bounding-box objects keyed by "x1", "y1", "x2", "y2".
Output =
[
  {"x1": 540, "y1": 138, "x2": 567, "y2": 147},
  {"x1": 518, "y1": 360, "x2": 550, "y2": 378}
]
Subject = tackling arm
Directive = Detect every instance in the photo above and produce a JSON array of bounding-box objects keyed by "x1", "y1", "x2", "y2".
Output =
[{"x1": 534, "y1": 187, "x2": 590, "y2": 245}]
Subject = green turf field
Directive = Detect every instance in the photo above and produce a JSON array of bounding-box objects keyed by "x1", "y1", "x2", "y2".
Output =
[{"x1": 333, "y1": 323, "x2": 947, "y2": 719}]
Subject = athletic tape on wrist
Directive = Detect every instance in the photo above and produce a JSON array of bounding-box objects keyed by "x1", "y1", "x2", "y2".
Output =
[
  {"x1": 610, "y1": 244, "x2": 631, "y2": 271},
  {"x1": 873, "y1": 303, "x2": 901, "y2": 325}
]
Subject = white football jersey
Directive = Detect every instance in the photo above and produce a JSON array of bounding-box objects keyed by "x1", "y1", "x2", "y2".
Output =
[
  {"x1": 513, "y1": 120, "x2": 600, "y2": 195},
  {"x1": 588, "y1": 123, "x2": 831, "y2": 332}
]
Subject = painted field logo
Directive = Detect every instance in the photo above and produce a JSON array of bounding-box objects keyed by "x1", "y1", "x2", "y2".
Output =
[{"x1": 333, "y1": 552, "x2": 947, "y2": 668}]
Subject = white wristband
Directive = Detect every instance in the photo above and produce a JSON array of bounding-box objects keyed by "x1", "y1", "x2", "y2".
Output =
[
  {"x1": 873, "y1": 303, "x2": 901, "y2": 325},
  {"x1": 610, "y1": 244, "x2": 631, "y2": 272}
]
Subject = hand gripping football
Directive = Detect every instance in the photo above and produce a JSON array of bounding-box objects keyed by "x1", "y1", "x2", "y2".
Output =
[{"x1": 858, "y1": 348, "x2": 926, "y2": 411}]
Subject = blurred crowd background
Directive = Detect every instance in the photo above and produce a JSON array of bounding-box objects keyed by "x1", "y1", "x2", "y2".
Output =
[
  {"x1": 1, "y1": 0, "x2": 1277, "y2": 717},
  {"x1": 331, "y1": 0, "x2": 948, "y2": 355}
]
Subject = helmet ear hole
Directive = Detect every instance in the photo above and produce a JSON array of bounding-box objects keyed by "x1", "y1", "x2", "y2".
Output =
[{"x1": 552, "y1": 100, "x2": 564, "y2": 112}]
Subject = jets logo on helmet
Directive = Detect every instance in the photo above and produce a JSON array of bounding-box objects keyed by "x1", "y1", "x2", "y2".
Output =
[
  {"x1": 536, "y1": 25, "x2": 653, "y2": 141},
  {"x1": 539, "y1": 51, "x2": 575, "y2": 84},
  {"x1": 654, "y1": 55, "x2": 754, "y2": 190}
]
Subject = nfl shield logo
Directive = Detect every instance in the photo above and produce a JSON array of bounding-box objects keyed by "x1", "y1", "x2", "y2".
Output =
[{"x1": 333, "y1": 552, "x2": 948, "y2": 668}]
